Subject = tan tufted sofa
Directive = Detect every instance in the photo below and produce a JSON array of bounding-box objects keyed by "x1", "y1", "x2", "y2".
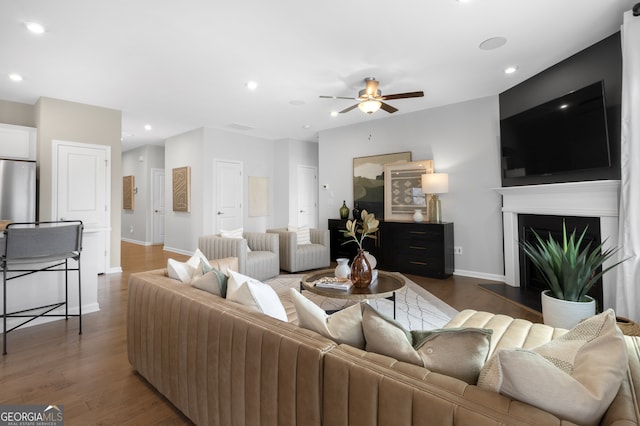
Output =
[{"x1": 127, "y1": 262, "x2": 640, "y2": 426}]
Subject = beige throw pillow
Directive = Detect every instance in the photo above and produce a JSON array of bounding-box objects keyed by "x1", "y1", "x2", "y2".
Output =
[
  {"x1": 361, "y1": 304, "x2": 492, "y2": 384},
  {"x1": 289, "y1": 288, "x2": 365, "y2": 349},
  {"x1": 191, "y1": 262, "x2": 228, "y2": 297},
  {"x1": 226, "y1": 270, "x2": 288, "y2": 322},
  {"x1": 477, "y1": 309, "x2": 627, "y2": 426}
]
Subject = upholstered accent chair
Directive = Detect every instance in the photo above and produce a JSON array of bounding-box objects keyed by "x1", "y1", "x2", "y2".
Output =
[
  {"x1": 267, "y1": 228, "x2": 330, "y2": 273},
  {"x1": 198, "y1": 232, "x2": 280, "y2": 281}
]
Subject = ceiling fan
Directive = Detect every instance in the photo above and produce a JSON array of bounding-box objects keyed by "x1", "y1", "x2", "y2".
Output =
[{"x1": 320, "y1": 77, "x2": 424, "y2": 114}]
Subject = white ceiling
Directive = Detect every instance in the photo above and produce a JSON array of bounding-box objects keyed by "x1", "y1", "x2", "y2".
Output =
[{"x1": 1, "y1": 1, "x2": 635, "y2": 152}]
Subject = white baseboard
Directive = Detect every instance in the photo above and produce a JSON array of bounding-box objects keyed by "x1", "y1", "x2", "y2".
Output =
[
  {"x1": 0, "y1": 303, "x2": 100, "y2": 334},
  {"x1": 163, "y1": 246, "x2": 193, "y2": 256},
  {"x1": 121, "y1": 237, "x2": 154, "y2": 246},
  {"x1": 453, "y1": 269, "x2": 506, "y2": 283}
]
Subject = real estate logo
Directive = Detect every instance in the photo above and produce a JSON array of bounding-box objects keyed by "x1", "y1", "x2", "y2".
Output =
[{"x1": 0, "y1": 404, "x2": 64, "y2": 426}]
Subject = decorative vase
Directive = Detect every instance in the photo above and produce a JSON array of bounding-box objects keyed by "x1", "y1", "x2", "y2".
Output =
[
  {"x1": 352, "y1": 203, "x2": 361, "y2": 221},
  {"x1": 541, "y1": 290, "x2": 596, "y2": 329},
  {"x1": 339, "y1": 201, "x2": 349, "y2": 220},
  {"x1": 350, "y1": 249, "x2": 372, "y2": 288},
  {"x1": 363, "y1": 251, "x2": 377, "y2": 270},
  {"x1": 413, "y1": 208, "x2": 424, "y2": 223},
  {"x1": 334, "y1": 258, "x2": 350, "y2": 279}
]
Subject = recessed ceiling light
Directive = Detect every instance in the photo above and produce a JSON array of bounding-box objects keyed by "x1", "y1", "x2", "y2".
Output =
[
  {"x1": 8, "y1": 73, "x2": 23, "y2": 82},
  {"x1": 25, "y1": 22, "x2": 46, "y2": 34},
  {"x1": 560, "y1": 104, "x2": 569, "y2": 109},
  {"x1": 302, "y1": 124, "x2": 311, "y2": 129},
  {"x1": 457, "y1": 0, "x2": 472, "y2": 3},
  {"x1": 246, "y1": 81, "x2": 258, "y2": 90},
  {"x1": 504, "y1": 66, "x2": 518, "y2": 75},
  {"x1": 144, "y1": 124, "x2": 152, "y2": 131},
  {"x1": 330, "y1": 111, "x2": 338, "y2": 117}
]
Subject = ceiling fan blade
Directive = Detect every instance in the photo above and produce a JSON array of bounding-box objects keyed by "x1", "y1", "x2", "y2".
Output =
[
  {"x1": 365, "y1": 78, "x2": 379, "y2": 96},
  {"x1": 339, "y1": 104, "x2": 360, "y2": 114},
  {"x1": 380, "y1": 102, "x2": 399, "y2": 113},
  {"x1": 380, "y1": 91, "x2": 424, "y2": 101},
  {"x1": 319, "y1": 95, "x2": 357, "y2": 100}
]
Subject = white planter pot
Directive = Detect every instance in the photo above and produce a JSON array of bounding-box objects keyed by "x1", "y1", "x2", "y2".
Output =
[{"x1": 541, "y1": 290, "x2": 596, "y2": 329}]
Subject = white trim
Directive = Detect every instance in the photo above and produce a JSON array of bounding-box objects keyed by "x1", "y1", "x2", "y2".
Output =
[
  {"x1": 494, "y1": 180, "x2": 620, "y2": 310},
  {"x1": 453, "y1": 269, "x2": 505, "y2": 282}
]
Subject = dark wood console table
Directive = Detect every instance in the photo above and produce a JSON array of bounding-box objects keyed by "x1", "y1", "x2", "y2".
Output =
[{"x1": 328, "y1": 219, "x2": 454, "y2": 279}]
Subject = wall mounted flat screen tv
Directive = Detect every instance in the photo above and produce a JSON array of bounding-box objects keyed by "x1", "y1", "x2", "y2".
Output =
[{"x1": 500, "y1": 81, "x2": 611, "y2": 181}]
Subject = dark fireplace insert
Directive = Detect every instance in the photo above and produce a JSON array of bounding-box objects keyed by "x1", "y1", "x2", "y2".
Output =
[{"x1": 518, "y1": 214, "x2": 603, "y2": 309}]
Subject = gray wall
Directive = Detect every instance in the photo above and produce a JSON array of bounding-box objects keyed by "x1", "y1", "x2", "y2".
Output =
[
  {"x1": 318, "y1": 95, "x2": 504, "y2": 280},
  {"x1": 121, "y1": 145, "x2": 164, "y2": 244}
]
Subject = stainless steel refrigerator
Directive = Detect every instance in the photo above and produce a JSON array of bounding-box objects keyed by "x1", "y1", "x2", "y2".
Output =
[{"x1": 0, "y1": 159, "x2": 36, "y2": 223}]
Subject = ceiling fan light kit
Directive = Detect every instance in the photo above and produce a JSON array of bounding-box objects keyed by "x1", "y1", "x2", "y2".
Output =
[
  {"x1": 358, "y1": 100, "x2": 382, "y2": 114},
  {"x1": 320, "y1": 77, "x2": 424, "y2": 115}
]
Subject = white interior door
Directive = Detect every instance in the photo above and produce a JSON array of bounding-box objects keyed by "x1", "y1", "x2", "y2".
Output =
[
  {"x1": 297, "y1": 165, "x2": 317, "y2": 227},
  {"x1": 215, "y1": 160, "x2": 242, "y2": 231},
  {"x1": 53, "y1": 140, "x2": 110, "y2": 274},
  {"x1": 151, "y1": 168, "x2": 165, "y2": 244}
]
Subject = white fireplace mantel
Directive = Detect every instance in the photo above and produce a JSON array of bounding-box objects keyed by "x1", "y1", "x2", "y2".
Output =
[{"x1": 494, "y1": 180, "x2": 621, "y2": 309}]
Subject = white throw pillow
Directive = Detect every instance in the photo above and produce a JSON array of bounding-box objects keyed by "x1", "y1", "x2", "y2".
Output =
[
  {"x1": 167, "y1": 248, "x2": 209, "y2": 283},
  {"x1": 289, "y1": 288, "x2": 365, "y2": 349},
  {"x1": 477, "y1": 309, "x2": 627, "y2": 425},
  {"x1": 220, "y1": 228, "x2": 251, "y2": 252},
  {"x1": 287, "y1": 225, "x2": 311, "y2": 245},
  {"x1": 220, "y1": 228, "x2": 243, "y2": 238},
  {"x1": 226, "y1": 270, "x2": 287, "y2": 322}
]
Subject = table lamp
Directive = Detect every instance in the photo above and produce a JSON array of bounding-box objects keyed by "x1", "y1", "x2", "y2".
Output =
[{"x1": 421, "y1": 173, "x2": 449, "y2": 223}]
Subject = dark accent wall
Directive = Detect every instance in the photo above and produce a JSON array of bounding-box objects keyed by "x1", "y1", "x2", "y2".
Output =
[{"x1": 499, "y1": 32, "x2": 622, "y2": 187}]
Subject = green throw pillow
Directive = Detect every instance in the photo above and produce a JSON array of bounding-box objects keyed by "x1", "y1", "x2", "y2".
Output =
[{"x1": 362, "y1": 304, "x2": 492, "y2": 384}]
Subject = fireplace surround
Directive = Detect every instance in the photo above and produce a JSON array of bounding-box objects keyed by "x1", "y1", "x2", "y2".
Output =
[{"x1": 495, "y1": 180, "x2": 620, "y2": 310}]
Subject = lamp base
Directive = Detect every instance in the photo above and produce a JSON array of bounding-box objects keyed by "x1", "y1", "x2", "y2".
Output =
[{"x1": 428, "y1": 194, "x2": 442, "y2": 223}]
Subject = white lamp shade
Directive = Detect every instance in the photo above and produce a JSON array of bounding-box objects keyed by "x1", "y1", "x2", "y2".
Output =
[
  {"x1": 422, "y1": 173, "x2": 449, "y2": 194},
  {"x1": 358, "y1": 100, "x2": 382, "y2": 114}
]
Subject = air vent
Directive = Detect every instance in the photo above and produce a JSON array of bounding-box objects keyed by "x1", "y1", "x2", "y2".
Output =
[{"x1": 227, "y1": 123, "x2": 254, "y2": 131}]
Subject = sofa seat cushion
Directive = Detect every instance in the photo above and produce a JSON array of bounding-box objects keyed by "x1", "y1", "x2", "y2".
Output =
[
  {"x1": 477, "y1": 309, "x2": 627, "y2": 426},
  {"x1": 444, "y1": 309, "x2": 568, "y2": 357}
]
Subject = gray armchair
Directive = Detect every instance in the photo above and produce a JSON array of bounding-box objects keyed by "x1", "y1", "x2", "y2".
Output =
[
  {"x1": 267, "y1": 228, "x2": 330, "y2": 273},
  {"x1": 198, "y1": 232, "x2": 280, "y2": 281}
]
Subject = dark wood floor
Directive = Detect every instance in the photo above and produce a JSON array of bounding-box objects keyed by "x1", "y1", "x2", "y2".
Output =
[{"x1": 0, "y1": 242, "x2": 540, "y2": 424}]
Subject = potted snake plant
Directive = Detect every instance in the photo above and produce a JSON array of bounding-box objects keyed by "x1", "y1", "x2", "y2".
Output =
[{"x1": 521, "y1": 222, "x2": 625, "y2": 329}]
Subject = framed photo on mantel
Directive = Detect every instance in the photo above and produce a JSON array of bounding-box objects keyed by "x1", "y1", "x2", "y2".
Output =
[
  {"x1": 353, "y1": 151, "x2": 411, "y2": 220},
  {"x1": 384, "y1": 160, "x2": 434, "y2": 222}
]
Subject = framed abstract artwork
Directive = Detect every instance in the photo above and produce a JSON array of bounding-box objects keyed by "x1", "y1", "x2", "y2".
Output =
[
  {"x1": 123, "y1": 175, "x2": 134, "y2": 210},
  {"x1": 383, "y1": 160, "x2": 434, "y2": 222},
  {"x1": 353, "y1": 151, "x2": 411, "y2": 220},
  {"x1": 172, "y1": 166, "x2": 191, "y2": 212}
]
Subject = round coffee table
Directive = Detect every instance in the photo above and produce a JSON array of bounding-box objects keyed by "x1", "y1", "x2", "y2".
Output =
[{"x1": 300, "y1": 269, "x2": 406, "y2": 318}]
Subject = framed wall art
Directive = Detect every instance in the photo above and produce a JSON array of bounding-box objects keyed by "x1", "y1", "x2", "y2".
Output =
[
  {"x1": 172, "y1": 166, "x2": 191, "y2": 212},
  {"x1": 383, "y1": 159, "x2": 434, "y2": 222},
  {"x1": 353, "y1": 151, "x2": 411, "y2": 219},
  {"x1": 123, "y1": 175, "x2": 134, "y2": 210},
  {"x1": 248, "y1": 176, "x2": 269, "y2": 217}
]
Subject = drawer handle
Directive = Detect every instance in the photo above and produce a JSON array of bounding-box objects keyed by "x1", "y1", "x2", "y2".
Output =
[
  {"x1": 409, "y1": 246, "x2": 426, "y2": 250},
  {"x1": 409, "y1": 261, "x2": 428, "y2": 266},
  {"x1": 408, "y1": 231, "x2": 427, "y2": 235}
]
